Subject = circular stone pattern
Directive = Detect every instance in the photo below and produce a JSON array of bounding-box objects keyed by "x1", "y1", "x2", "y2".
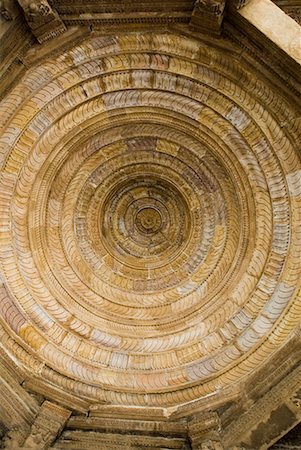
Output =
[
  {"x1": 99, "y1": 173, "x2": 192, "y2": 271},
  {"x1": 72, "y1": 140, "x2": 229, "y2": 295},
  {"x1": 135, "y1": 207, "x2": 162, "y2": 234},
  {"x1": 0, "y1": 32, "x2": 300, "y2": 410}
]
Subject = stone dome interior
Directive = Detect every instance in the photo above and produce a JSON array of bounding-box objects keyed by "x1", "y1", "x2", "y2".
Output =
[{"x1": 0, "y1": 2, "x2": 300, "y2": 448}]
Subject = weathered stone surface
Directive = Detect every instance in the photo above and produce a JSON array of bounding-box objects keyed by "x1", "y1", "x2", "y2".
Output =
[
  {"x1": 270, "y1": 422, "x2": 301, "y2": 449},
  {"x1": 239, "y1": 0, "x2": 301, "y2": 64},
  {"x1": 0, "y1": 3, "x2": 300, "y2": 450}
]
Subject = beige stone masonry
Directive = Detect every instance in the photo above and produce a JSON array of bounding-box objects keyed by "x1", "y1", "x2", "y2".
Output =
[{"x1": 239, "y1": 0, "x2": 301, "y2": 64}]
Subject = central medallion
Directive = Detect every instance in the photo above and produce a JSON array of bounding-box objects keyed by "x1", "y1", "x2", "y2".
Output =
[
  {"x1": 135, "y1": 207, "x2": 162, "y2": 234},
  {"x1": 98, "y1": 173, "x2": 192, "y2": 270}
]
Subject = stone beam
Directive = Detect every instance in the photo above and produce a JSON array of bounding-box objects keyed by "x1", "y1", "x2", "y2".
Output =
[
  {"x1": 222, "y1": 362, "x2": 301, "y2": 449},
  {"x1": 238, "y1": 0, "x2": 301, "y2": 64},
  {"x1": 52, "y1": 430, "x2": 189, "y2": 449}
]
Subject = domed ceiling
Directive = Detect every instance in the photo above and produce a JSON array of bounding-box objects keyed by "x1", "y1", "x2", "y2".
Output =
[{"x1": 0, "y1": 2, "x2": 300, "y2": 448}]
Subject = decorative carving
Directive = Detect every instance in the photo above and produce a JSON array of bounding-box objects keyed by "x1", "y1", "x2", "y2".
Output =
[
  {"x1": 228, "y1": 0, "x2": 249, "y2": 9},
  {"x1": 50, "y1": 1, "x2": 192, "y2": 26},
  {"x1": 17, "y1": 0, "x2": 66, "y2": 42},
  {"x1": 0, "y1": 0, "x2": 18, "y2": 20},
  {"x1": 22, "y1": 401, "x2": 71, "y2": 449},
  {"x1": 188, "y1": 411, "x2": 222, "y2": 448},
  {"x1": 23, "y1": 424, "x2": 52, "y2": 449},
  {"x1": 201, "y1": 441, "x2": 224, "y2": 450},
  {"x1": 290, "y1": 392, "x2": 301, "y2": 409},
  {"x1": 191, "y1": 0, "x2": 226, "y2": 34},
  {"x1": 222, "y1": 362, "x2": 301, "y2": 447},
  {"x1": 23, "y1": 0, "x2": 51, "y2": 24},
  {"x1": 195, "y1": 0, "x2": 225, "y2": 16},
  {"x1": 0, "y1": 17, "x2": 301, "y2": 450},
  {"x1": 2, "y1": 428, "x2": 26, "y2": 449}
]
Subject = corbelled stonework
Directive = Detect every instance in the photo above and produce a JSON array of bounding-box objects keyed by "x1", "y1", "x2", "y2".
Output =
[{"x1": 0, "y1": 1, "x2": 300, "y2": 449}]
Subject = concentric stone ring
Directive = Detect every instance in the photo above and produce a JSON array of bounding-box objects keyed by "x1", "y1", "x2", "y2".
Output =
[
  {"x1": 0, "y1": 31, "x2": 300, "y2": 415},
  {"x1": 98, "y1": 171, "x2": 193, "y2": 271},
  {"x1": 135, "y1": 207, "x2": 162, "y2": 234}
]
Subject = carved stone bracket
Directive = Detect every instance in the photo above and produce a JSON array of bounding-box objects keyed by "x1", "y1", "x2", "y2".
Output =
[
  {"x1": 227, "y1": 0, "x2": 250, "y2": 9},
  {"x1": 289, "y1": 391, "x2": 301, "y2": 416},
  {"x1": 188, "y1": 411, "x2": 222, "y2": 448},
  {"x1": 200, "y1": 440, "x2": 224, "y2": 450},
  {"x1": 16, "y1": 0, "x2": 66, "y2": 43},
  {"x1": 190, "y1": 0, "x2": 226, "y2": 35},
  {"x1": 2, "y1": 401, "x2": 71, "y2": 449},
  {"x1": 2, "y1": 427, "x2": 29, "y2": 449},
  {"x1": 23, "y1": 401, "x2": 71, "y2": 449},
  {"x1": 0, "y1": 0, "x2": 19, "y2": 20}
]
